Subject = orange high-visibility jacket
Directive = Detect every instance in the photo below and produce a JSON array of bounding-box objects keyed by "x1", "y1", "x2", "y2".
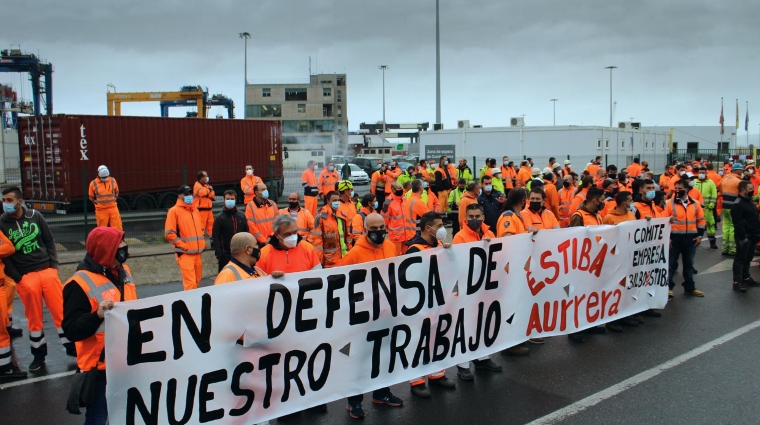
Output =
[
  {"x1": 718, "y1": 173, "x2": 741, "y2": 211},
  {"x1": 457, "y1": 191, "x2": 479, "y2": 231},
  {"x1": 384, "y1": 167, "x2": 403, "y2": 193},
  {"x1": 447, "y1": 164, "x2": 459, "y2": 186},
  {"x1": 214, "y1": 261, "x2": 267, "y2": 285},
  {"x1": 634, "y1": 201, "x2": 663, "y2": 220},
  {"x1": 557, "y1": 187, "x2": 575, "y2": 227},
  {"x1": 370, "y1": 170, "x2": 386, "y2": 194},
  {"x1": 278, "y1": 207, "x2": 315, "y2": 242},
  {"x1": 501, "y1": 165, "x2": 516, "y2": 189},
  {"x1": 351, "y1": 207, "x2": 372, "y2": 240},
  {"x1": 318, "y1": 168, "x2": 341, "y2": 196},
  {"x1": 0, "y1": 231, "x2": 14, "y2": 278},
  {"x1": 687, "y1": 187, "x2": 704, "y2": 205},
  {"x1": 301, "y1": 168, "x2": 318, "y2": 197},
  {"x1": 452, "y1": 223, "x2": 495, "y2": 244},
  {"x1": 193, "y1": 181, "x2": 215, "y2": 210},
  {"x1": 88, "y1": 178, "x2": 119, "y2": 210},
  {"x1": 520, "y1": 207, "x2": 560, "y2": 230},
  {"x1": 570, "y1": 207, "x2": 603, "y2": 227},
  {"x1": 241, "y1": 174, "x2": 263, "y2": 204},
  {"x1": 543, "y1": 179, "x2": 560, "y2": 218},
  {"x1": 627, "y1": 163, "x2": 642, "y2": 177},
  {"x1": 658, "y1": 173, "x2": 672, "y2": 194},
  {"x1": 165, "y1": 200, "x2": 206, "y2": 254},
  {"x1": 516, "y1": 167, "x2": 532, "y2": 188},
  {"x1": 245, "y1": 199, "x2": 278, "y2": 244},
  {"x1": 65, "y1": 267, "x2": 137, "y2": 371},
  {"x1": 382, "y1": 195, "x2": 407, "y2": 243},
  {"x1": 497, "y1": 210, "x2": 527, "y2": 237},
  {"x1": 311, "y1": 205, "x2": 350, "y2": 268},
  {"x1": 258, "y1": 240, "x2": 321, "y2": 274},
  {"x1": 340, "y1": 236, "x2": 398, "y2": 266},
  {"x1": 569, "y1": 188, "x2": 588, "y2": 216},
  {"x1": 664, "y1": 198, "x2": 706, "y2": 235},
  {"x1": 403, "y1": 193, "x2": 431, "y2": 240},
  {"x1": 603, "y1": 209, "x2": 636, "y2": 225}
]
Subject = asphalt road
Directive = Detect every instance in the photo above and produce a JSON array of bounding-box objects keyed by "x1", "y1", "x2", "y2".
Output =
[{"x1": 2, "y1": 240, "x2": 760, "y2": 425}]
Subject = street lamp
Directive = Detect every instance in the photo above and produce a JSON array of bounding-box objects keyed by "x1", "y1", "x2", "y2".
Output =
[
  {"x1": 550, "y1": 99, "x2": 558, "y2": 126},
  {"x1": 604, "y1": 66, "x2": 617, "y2": 127},
  {"x1": 239, "y1": 32, "x2": 251, "y2": 118},
  {"x1": 379, "y1": 65, "x2": 389, "y2": 136}
]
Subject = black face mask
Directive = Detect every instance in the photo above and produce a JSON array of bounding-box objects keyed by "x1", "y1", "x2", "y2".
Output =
[
  {"x1": 563, "y1": 181, "x2": 571, "y2": 189},
  {"x1": 115, "y1": 246, "x2": 129, "y2": 264},
  {"x1": 390, "y1": 166, "x2": 397, "y2": 170},
  {"x1": 674, "y1": 189, "x2": 686, "y2": 199},
  {"x1": 249, "y1": 247, "x2": 261, "y2": 261},
  {"x1": 529, "y1": 201, "x2": 543, "y2": 212},
  {"x1": 394, "y1": 189, "x2": 403, "y2": 196},
  {"x1": 596, "y1": 201, "x2": 606, "y2": 211},
  {"x1": 288, "y1": 201, "x2": 299, "y2": 209},
  {"x1": 466, "y1": 218, "x2": 483, "y2": 231},
  {"x1": 610, "y1": 188, "x2": 619, "y2": 196},
  {"x1": 367, "y1": 229, "x2": 387, "y2": 244}
]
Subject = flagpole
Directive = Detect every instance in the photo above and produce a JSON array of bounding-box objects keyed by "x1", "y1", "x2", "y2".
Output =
[
  {"x1": 746, "y1": 100, "x2": 749, "y2": 147},
  {"x1": 720, "y1": 97, "x2": 724, "y2": 143}
]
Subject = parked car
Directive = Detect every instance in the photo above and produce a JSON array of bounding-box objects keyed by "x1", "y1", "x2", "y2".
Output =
[
  {"x1": 351, "y1": 157, "x2": 383, "y2": 175},
  {"x1": 348, "y1": 164, "x2": 370, "y2": 185}
]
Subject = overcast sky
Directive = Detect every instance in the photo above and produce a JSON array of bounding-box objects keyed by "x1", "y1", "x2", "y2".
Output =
[{"x1": 2, "y1": 0, "x2": 759, "y2": 143}]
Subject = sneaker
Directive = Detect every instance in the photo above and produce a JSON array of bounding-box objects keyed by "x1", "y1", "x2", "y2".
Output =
[
  {"x1": 641, "y1": 309, "x2": 661, "y2": 318},
  {"x1": 372, "y1": 392, "x2": 403, "y2": 406},
  {"x1": 473, "y1": 358, "x2": 503, "y2": 372},
  {"x1": 501, "y1": 346, "x2": 530, "y2": 356},
  {"x1": 684, "y1": 289, "x2": 705, "y2": 297},
  {"x1": 528, "y1": 337, "x2": 545, "y2": 345},
  {"x1": 410, "y1": 384, "x2": 431, "y2": 398},
  {"x1": 606, "y1": 322, "x2": 623, "y2": 333},
  {"x1": 620, "y1": 317, "x2": 639, "y2": 327},
  {"x1": 346, "y1": 404, "x2": 366, "y2": 419},
  {"x1": 6, "y1": 326, "x2": 22, "y2": 338},
  {"x1": 733, "y1": 281, "x2": 747, "y2": 292},
  {"x1": 567, "y1": 333, "x2": 586, "y2": 343},
  {"x1": 28, "y1": 356, "x2": 45, "y2": 372},
  {"x1": 429, "y1": 375, "x2": 456, "y2": 389},
  {"x1": 742, "y1": 277, "x2": 760, "y2": 287},
  {"x1": 0, "y1": 364, "x2": 27, "y2": 379},
  {"x1": 457, "y1": 367, "x2": 474, "y2": 381},
  {"x1": 668, "y1": 290, "x2": 674, "y2": 299},
  {"x1": 64, "y1": 343, "x2": 77, "y2": 357}
]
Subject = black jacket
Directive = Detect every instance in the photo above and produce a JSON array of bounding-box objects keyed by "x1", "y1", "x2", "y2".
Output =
[
  {"x1": 212, "y1": 207, "x2": 248, "y2": 258},
  {"x1": 405, "y1": 234, "x2": 439, "y2": 254},
  {"x1": 478, "y1": 190, "x2": 504, "y2": 231},
  {"x1": 0, "y1": 206, "x2": 58, "y2": 282},
  {"x1": 731, "y1": 196, "x2": 760, "y2": 242}
]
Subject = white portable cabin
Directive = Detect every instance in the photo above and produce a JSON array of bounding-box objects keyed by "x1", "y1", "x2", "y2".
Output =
[{"x1": 419, "y1": 126, "x2": 671, "y2": 176}]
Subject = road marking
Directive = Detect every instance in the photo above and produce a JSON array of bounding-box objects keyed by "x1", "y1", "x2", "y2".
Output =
[
  {"x1": 700, "y1": 258, "x2": 759, "y2": 275},
  {"x1": 525, "y1": 319, "x2": 760, "y2": 425},
  {"x1": 0, "y1": 370, "x2": 76, "y2": 390}
]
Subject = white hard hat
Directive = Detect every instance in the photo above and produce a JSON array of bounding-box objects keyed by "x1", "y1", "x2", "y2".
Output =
[
  {"x1": 542, "y1": 167, "x2": 553, "y2": 175},
  {"x1": 491, "y1": 168, "x2": 502, "y2": 175},
  {"x1": 532, "y1": 167, "x2": 542, "y2": 176},
  {"x1": 97, "y1": 165, "x2": 109, "y2": 178},
  {"x1": 564, "y1": 160, "x2": 571, "y2": 165},
  {"x1": 553, "y1": 163, "x2": 562, "y2": 169}
]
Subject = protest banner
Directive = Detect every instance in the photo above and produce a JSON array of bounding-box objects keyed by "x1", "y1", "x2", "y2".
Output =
[{"x1": 105, "y1": 218, "x2": 670, "y2": 425}]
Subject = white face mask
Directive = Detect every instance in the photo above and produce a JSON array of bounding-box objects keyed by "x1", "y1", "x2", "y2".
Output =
[
  {"x1": 688, "y1": 180, "x2": 696, "y2": 187},
  {"x1": 314, "y1": 166, "x2": 319, "y2": 172},
  {"x1": 698, "y1": 173, "x2": 706, "y2": 180},
  {"x1": 282, "y1": 234, "x2": 298, "y2": 249},
  {"x1": 246, "y1": 169, "x2": 253, "y2": 176},
  {"x1": 434, "y1": 226, "x2": 447, "y2": 241},
  {"x1": 750, "y1": 169, "x2": 755, "y2": 175}
]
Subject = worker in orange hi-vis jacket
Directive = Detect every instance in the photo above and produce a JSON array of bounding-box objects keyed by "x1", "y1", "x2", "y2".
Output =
[
  {"x1": 0, "y1": 229, "x2": 25, "y2": 379},
  {"x1": 165, "y1": 185, "x2": 206, "y2": 291},
  {"x1": 241, "y1": 164, "x2": 263, "y2": 205},
  {"x1": 193, "y1": 170, "x2": 215, "y2": 237},
  {"x1": 301, "y1": 160, "x2": 320, "y2": 217},
  {"x1": 88, "y1": 165, "x2": 122, "y2": 230}
]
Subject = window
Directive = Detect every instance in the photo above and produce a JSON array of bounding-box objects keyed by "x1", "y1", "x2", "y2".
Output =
[
  {"x1": 597, "y1": 139, "x2": 602, "y2": 149},
  {"x1": 605, "y1": 139, "x2": 609, "y2": 148},
  {"x1": 337, "y1": 122, "x2": 343, "y2": 131},
  {"x1": 282, "y1": 120, "x2": 334, "y2": 133},
  {"x1": 321, "y1": 80, "x2": 332, "y2": 85},
  {"x1": 323, "y1": 104, "x2": 333, "y2": 117},
  {"x1": 662, "y1": 142, "x2": 667, "y2": 149},
  {"x1": 337, "y1": 90, "x2": 342, "y2": 102},
  {"x1": 686, "y1": 142, "x2": 699, "y2": 153},
  {"x1": 323, "y1": 88, "x2": 331, "y2": 96},
  {"x1": 298, "y1": 104, "x2": 306, "y2": 113},
  {"x1": 718, "y1": 142, "x2": 729, "y2": 152},
  {"x1": 384, "y1": 149, "x2": 390, "y2": 154},
  {"x1": 262, "y1": 88, "x2": 271, "y2": 97},
  {"x1": 370, "y1": 149, "x2": 377, "y2": 154},
  {"x1": 337, "y1": 77, "x2": 345, "y2": 86},
  {"x1": 645, "y1": 141, "x2": 649, "y2": 149},
  {"x1": 284, "y1": 135, "x2": 331, "y2": 144},
  {"x1": 338, "y1": 106, "x2": 342, "y2": 117},
  {"x1": 311, "y1": 151, "x2": 324, "y2": 156},
  {"x1": 246, "y1": 104, "x2": 281, "y2": 117},
  {"x1": 621, "y1": 140, "x2": 625, "y2": 149},
  {"x1": 285, "y1": 88, "x2": 307, "y2": 101}
]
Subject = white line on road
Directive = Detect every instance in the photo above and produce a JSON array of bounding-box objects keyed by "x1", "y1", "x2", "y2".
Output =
[
  {"x1": 525, "y1": 319, "x2": 760, "y2": 425},
  {"x1": 0, "y1": 370, "x2": 76, "y2": 390}
]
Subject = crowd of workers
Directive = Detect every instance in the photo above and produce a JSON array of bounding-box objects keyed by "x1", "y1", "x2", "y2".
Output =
[{"x1": 0, "y1": 153, "x2": 758, "y2": 424}]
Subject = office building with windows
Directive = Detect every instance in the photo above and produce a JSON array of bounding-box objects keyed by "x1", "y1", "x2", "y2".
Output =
[{"x1": 245, "y1": 74, "x2": 348, "y2": 161}]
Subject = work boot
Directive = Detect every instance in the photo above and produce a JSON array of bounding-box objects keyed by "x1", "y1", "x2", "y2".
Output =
[
  {"x1": 606, "y1": 322, "x2": 623, "y2": 333},
  {"x1": 641, "y1": 309, "x2": 662, "y2": 318},
  {"x1": 742, "y1": 277, "x2": 760, "y2": 287},
  {"x1": 501, "y1": 346, "x2": 530, "y2": 356},
  {"x1": 620, "y1": 317, "x2": 639, "y2": 327},
  {"x1": 709, "y1": 239, "x2": 718, "y2": 249},
  {"x1": 6, "y1": 326, "x2": 22, "y2": 338},
  {"x1": 567, "y1": 333, "x2": 586, "y2": 343},
  {"x1": 429, "y1": 375, "x2": 456, "y2": 389},
  {"x1": 64, "y1": 343, "x2": 77, "y2": 357},
  {"x1": 733, "y1": 281, "x2": 747, "y2": 292},
  {"x1": 410, "y1": 384, "x2": 431, "y2": 398},
  {"x1": 684, "y1": 289, "x2": 705, "y2": 297},
  {"x1": 457, "y1": 367, "x2": 474, "y2": 381},
  {"x1": 528, "y1": 337, "x2": 545, "y2": 345},
  {"x1": 473, "y1": 358, "x2": 502, "y2": 372},
  {"x1": 28, "y1": 356, "x2": 45, "y2": 372},
  {"x1": 0, "y1": 363, "x2": 27, "y2": 379}
]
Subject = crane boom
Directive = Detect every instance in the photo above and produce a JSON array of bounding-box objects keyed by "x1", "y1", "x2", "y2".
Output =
[{"x1": 107, "y1": 85, "x2": 207, "y2": 117}]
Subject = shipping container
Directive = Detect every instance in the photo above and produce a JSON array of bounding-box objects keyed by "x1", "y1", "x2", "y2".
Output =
[
  {"x1": 420, "y1": 125, "x2": 671, "y2": 176},
  {"x1": 17, "y1": 115, "x2": 284, "y2": 212}
]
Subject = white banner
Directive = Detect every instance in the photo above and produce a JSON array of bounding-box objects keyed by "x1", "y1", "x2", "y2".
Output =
[{"x1": 105, "y1": 218, "x2": 670, "y2": 425}]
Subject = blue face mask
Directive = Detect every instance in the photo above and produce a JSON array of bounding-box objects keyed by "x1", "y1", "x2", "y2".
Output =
[
  {"x1": 183, "y1": 195, "x2": 194, "y2": 205},
  {"x1": 3, "y1": 203, "x2": 17, "y2": 214},
  {"x1": 351, "y1": 190, "x2": 355, "y2": 198},
  {"x1": 444, "y1": 161, "x2": 449, "y2": 166},
  {"x1": 261, "y1": 190, "x2": 269, "y2": 199},
  {"x1": 224, "y1": 199, "x2": 236, "y2": 209},
  {"x1": 331, "y1": 201, "x2": 340, "y2": 210},
  {"x1": 645, "y1": 191, "x2": 655, "y2": 200},
  {"x1": 373, "y1": 201, "x2": 379, "y2": 210},
  {"x1": 423, "y1": 181, "x2": 429, "y2": 189}
]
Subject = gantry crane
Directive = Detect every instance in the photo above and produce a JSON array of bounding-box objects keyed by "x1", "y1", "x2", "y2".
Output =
[
  {"x1": 0, "y1": 48, "x2": 53, "y2": 116},
  {"x1": 107, "y1": 85, "x2": 207, "y2": 117},
  {"x1": 159, "y1": 94, "x2": 234, "y2": 119}
]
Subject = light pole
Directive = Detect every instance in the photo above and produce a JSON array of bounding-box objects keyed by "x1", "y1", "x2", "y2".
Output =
[
  {"x1": 379, "y1": 65, "x2": 388, "y2": 136},
  {"x1": 239, "y1": 32, "x2": 251, "y2": 118},
  {"x1": 604, "y1": 66, "x2": 617, "y2": 127},
  {"x1": 550, "y1": 99, "x2": 558, "y2": 126},
  {"x1": 435, "y1": 0, "x2": 441, "y2": 125}
]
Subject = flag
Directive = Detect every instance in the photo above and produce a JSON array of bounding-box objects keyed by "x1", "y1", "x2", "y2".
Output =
[
  {"x1": 719, "y1": 99, "x2": 724, "y2": 135},
  {"x1": 736, "y1": 99, "x2": 740, "y2": 130},
  {"x1": 745, "y1": 102, "x2": 749, "y2": 131}
]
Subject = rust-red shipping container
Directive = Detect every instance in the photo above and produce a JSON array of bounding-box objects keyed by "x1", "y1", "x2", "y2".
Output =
[{"x1": 17, "y1": 115, "x2": 283, "y2": 212}]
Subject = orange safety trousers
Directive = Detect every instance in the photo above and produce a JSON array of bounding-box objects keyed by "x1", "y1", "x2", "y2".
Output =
[
  {"x1": 95, "y1": 206, "x2": 123, "y2": 231},
  {"x1": 410, "y1": 370, "x2": 446, "y2": 386},
  {"x1": 16, "y1": 268, "x2": 68, "y2": 357},
  {"x1": 198, "y1": 210, "x2": 214, "y2": 237},
  {"x1": 176, "y1": 253, "x2": 203, "y2": 291},
  {"x1": 4, "y1": 277, "x2": 15, "y2": 326},
  {"x1": 304, "y1": 196, "x2": 318, "y2": 218},
  {"x1": 0, "y1": 279, "x2": 10, "y2": 367}
]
